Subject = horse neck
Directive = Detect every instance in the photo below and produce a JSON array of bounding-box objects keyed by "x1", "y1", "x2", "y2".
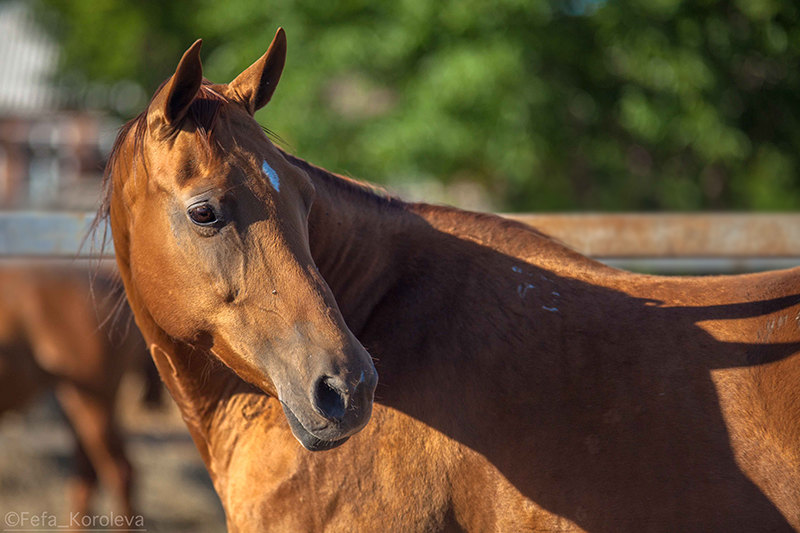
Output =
[{"x1": 293, "y1": 156, "x2": 410, "y2": 335}]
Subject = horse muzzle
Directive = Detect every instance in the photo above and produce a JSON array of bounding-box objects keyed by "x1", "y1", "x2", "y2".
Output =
[{"x1": 279, "y1": 365, "x2": 377, "y2": 451}]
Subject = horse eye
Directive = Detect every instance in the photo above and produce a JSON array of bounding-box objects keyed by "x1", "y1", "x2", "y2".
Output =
[{"x1": 187, "y1": 203, "x2": 218, "y2": 226}]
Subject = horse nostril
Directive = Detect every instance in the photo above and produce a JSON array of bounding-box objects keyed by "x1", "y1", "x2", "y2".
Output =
[{"x1": 313, "y1": 376, "x2": 348, "y2": 421}]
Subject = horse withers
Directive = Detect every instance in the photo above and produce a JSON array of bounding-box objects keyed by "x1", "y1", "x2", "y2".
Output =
[{"x1": 102, "y1": 28, "x2": 800, "y2": 531}]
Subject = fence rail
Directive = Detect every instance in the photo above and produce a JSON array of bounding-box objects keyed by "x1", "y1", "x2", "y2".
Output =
[
  {"x1": 2, "y1": 211, "x2": 799, "y2": 273},
  {"x1": 506, "y1": 213, "x2": 800, "y2": 257},
  {"x1": 0, "y1": 211, "x2": 102, "y2": 258},
  {"x1": 505, "y1": 213, "x2": 800, "y2": 273}
]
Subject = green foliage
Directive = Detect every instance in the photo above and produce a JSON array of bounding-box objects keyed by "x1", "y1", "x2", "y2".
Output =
[{"x1": 34, "y1": 0, "x2": 800, "y2": 210}]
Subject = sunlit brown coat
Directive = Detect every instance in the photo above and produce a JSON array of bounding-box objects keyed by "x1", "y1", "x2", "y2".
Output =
[{"x1": 103, "y1": 29, "x2": 800, "y2": 532}]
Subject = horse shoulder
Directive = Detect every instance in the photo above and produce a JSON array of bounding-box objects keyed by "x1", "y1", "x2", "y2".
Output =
[{"x1": 218, "y1": 400, "x2": 465, "y2": 532}]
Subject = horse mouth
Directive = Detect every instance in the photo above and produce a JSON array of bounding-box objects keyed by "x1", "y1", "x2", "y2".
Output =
[{"x1": 280, "y1": 402, "x2": 350, "y2": 451}]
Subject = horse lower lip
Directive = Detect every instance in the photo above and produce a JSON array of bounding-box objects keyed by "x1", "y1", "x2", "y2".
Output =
[{"x1": 280, "y1": 402, "x2": 349, "y2": 452}]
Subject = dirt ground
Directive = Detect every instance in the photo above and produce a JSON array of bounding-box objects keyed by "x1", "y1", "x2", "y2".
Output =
[{"x1": 0, "y1": 375, "x2": 227, "y2": 532}]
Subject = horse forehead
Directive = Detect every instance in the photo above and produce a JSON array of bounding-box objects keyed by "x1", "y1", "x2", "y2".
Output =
[{"x1": 147, "y1": 134, "x2": 235, "y2": 187}]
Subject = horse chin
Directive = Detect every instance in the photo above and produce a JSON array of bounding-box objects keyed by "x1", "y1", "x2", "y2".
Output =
[{"x1": 280, "y1": 402, "x2": 350, "y2": 452}]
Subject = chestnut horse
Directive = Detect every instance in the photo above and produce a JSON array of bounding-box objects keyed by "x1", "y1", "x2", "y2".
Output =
[
  {"x1": 0, "y1": 266, "x2": 151, "y2": 516},
  {"x1": 102, "y1": 29, "x2": 800, "y2": 531}
]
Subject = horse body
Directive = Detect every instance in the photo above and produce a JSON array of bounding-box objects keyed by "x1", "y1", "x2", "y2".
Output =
[
  {"x1": 105, "y1": 30, "x2": 800, "y2": 531},
  {"x1": 198, "y1": 167, "x2": 800, "y2": 532},
  {"x1": 0, "y1": 266, "x2": 150, "y2": 516}
]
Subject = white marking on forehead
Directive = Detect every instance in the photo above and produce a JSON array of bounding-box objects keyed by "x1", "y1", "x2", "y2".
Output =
[{"x1": 262, "y1": 160, "x2": 281, "y2": 192}]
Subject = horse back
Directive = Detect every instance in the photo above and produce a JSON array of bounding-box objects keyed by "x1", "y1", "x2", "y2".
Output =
[{"x1": 360, "y1": 204, "x2": 800, "y2": 531}]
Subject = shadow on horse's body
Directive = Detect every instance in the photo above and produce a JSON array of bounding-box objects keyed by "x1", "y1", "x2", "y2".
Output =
[
  {"x1": 104, "y1": 30, "x2": 800, "y2": 531},
  {"x1": 0, "y1": 266, "x2": 153, "y2": 517},
  {"x1": 200, "y1": 179, "x2": 800, "y2": 532}
]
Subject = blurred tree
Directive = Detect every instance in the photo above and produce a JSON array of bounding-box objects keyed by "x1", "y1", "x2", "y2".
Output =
[{"x1": 33, "y1": 0, "x2": 800, "y2": 211}]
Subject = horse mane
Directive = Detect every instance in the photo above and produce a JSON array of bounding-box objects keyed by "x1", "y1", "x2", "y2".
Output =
[{"x1": 279, "y1": 150, "x2": 404, "y2": 210}]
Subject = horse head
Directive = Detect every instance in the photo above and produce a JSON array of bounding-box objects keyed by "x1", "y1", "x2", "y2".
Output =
[{"x1": 107, "y1": 29, "x2": 377, "y2": 451}]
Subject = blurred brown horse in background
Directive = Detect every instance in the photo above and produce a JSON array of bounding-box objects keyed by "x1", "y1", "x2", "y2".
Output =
[
  {"x1": 0, "y1": 266, "x2": 154, "y2": 517},
  {"x1": 102, "y1": 29, "x2": 800, "y2": 531}
]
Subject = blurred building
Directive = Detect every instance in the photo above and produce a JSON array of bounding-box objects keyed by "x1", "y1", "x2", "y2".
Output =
[{"x1": 0, "y1": 1, "x2": 116, "y2": 210}]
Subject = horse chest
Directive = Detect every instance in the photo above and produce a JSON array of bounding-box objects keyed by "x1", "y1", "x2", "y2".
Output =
[{"x1": 217, "y1": 404, "x2": 542, "y2": 532}]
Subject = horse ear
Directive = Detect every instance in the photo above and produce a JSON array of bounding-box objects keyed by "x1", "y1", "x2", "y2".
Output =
[
  {"x1": 229, "y1": 28, "x2": 287, "y2": 115},
  {"x1": 151, "y1": 39, "x2": 203, "y2": 128}
]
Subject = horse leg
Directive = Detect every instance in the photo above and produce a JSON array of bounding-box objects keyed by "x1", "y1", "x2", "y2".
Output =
[
  {"x1": 0, "y1": 349, "x2": 42, "y2": 413},
  {"x1": 68, "y1": 437, "x2": 98, "y2": 517},
  {"x1": 55, "y1": 381, "x2": 134, "y2": 517}
]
